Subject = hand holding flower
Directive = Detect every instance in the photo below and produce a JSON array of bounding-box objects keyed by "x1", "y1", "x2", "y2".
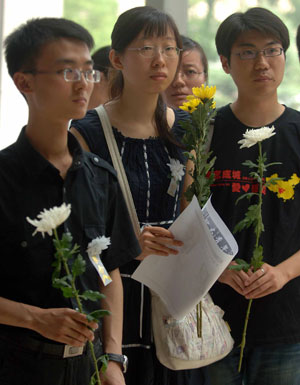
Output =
[
  {"x1": 27, "y1": 203, "x2": 110, "y2": 385},
  {"x1": 218, "y1": 261, "x2": 251, "y2": 295},
  {"x1": 242, "y1": 262, "x2": 289, "y2": 299},
  {"x1": 32, "y1": 307, "x2": 99, "y2": 346},
  {"x1": 230, "y1": 125, "x2": 284, "y2": 371}
]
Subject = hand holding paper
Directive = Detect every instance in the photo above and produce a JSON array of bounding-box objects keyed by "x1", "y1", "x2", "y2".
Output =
[{"x1": 132, "y1": 196, "x2": 238, "y2": 319}]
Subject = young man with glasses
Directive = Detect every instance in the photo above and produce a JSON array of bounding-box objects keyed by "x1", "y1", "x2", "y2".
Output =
[
  {"x1": 0, "y1": 17, "x2": 141, "y2": 385},
  {"x1": 204, "y1": 7, "x2": 300, "y2": 385}
]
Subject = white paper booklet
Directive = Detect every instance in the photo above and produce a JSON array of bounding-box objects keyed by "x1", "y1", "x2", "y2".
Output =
[{"x1": 132, "y1": 195, "x2": 238, "y2": 319}]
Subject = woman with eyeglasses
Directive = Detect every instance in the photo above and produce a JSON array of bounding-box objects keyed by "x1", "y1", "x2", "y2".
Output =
[
  {"x1": 70, "y1": 6, "x2": 207, "y2": 385},
  {"x1": 163, "y1": 36, "x2": 208, "y2": 109}
]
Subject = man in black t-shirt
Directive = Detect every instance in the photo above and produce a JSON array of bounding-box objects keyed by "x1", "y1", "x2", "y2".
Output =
[
  {"x1": 205, "y1": 8, "x2": 300, "y2": 385},
  {"x1": 0, "y1": 18, "x2": 140, "y2": 385}
]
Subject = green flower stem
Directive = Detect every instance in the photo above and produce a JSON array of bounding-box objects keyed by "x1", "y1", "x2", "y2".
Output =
[
  {"x1": 238, "y1": 298, "x2": 252, "y2": 372},
  {"x1": 53, "y1": 229, "x2": 101, "y2": 385},
  {"x1": 195, "y1": 140, "x2": 203, "y2": 203},
  {"x1": 256, "y1": 142, "x2": 264, "y2": 248},
  {"x1": 238, "y1": 142, "x2": 264, "y2": 372},
  {"x1": 194, "y1": 130, "x2": 208, "y2": 205},
  {"x1": 196, "y1": 301, "x2": 202, "y2": 338}
]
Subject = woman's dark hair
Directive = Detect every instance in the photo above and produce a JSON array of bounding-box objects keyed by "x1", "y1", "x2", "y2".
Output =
[
  {"x1": 181, "y1": 35, "x2": 208, "y2": 82},
  {"x1": 215, "y1": 7, "x2": 290, "y2": 63},
  {"x1": 110, "y1": 6, "x2": 182, "y2": 148},
  {"x1": 92, "y1": 45, "x2": 111, "y2": 78},
  {"x1": 4, "y1": 17, "x2": 94, "y2": 78},
  {"x1": 296, "y1": 25, "x2": 300, "y2": 59}
]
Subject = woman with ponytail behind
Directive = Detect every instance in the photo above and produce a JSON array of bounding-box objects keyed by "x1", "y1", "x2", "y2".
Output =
[{"x1": 71, "y1": 6, "x2": 207, "y2": 385}]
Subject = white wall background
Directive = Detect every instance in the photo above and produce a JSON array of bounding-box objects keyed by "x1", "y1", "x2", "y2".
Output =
[
  {"x1": 0, "y1": 0, "x2": 64, "y2": 150},
  {"x1": 0, "y1": 0, "x2": 183, "y2": 149}
]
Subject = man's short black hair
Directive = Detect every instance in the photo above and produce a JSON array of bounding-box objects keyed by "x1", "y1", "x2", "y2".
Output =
[
  {"x1": 4, "y1": 17, "x2": 94, "y2": 78},
  {"x1": 92, "y1": 45, "x2": 111, "y2": 78},
  {"x1": 215, "y1": 7, "x2": 290, "y2": 61}
]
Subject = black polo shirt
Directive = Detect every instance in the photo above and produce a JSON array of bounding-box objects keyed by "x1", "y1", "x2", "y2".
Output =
[{"x1": 0, "y1": 127, "x2": 141, "y2": 337}]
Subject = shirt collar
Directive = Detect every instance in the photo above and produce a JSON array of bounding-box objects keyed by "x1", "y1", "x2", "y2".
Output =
[{"x1": 14, "y1": 126, "x2": 85, "y2": 178}]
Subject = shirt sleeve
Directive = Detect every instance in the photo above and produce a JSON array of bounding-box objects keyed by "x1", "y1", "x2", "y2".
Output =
[{"x1": 101, "y1": 172, "x2": 141, "y2": 272}]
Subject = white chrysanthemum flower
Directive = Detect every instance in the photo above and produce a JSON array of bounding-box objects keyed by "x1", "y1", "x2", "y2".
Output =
[
  {"x1": 26, "y1": 203, "x2": 71, "y2": 238},
  {"x1": 238, "y1": 126, "x2": 276, "y2": 149},
  {"x1": 87, "y1": 236, "x2": 111, "y2": 257},
  {"x1": 167, "y1": 158, "x2": 185, "y2": 183}
]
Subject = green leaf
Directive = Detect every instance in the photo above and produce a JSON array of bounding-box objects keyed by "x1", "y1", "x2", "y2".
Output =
[
  {"x1": 183, "y1": 151, "x2": 196, "y2": 163},
  {"x1": 52, "y1": 275, "x2": 72, "y2": 289},
  {"x1": 72, "y1": 254, "x2": 86, "y2": 277},
  {"x1": 98, "y1": 354, "x2": 109, "y2": 373},
  {"x1": 233, "y1": 204, "x2": 260, "y2": 233},
  {"x1": 88, "y1": 354, "x2": 109, "y2": 385},
  {"x1": 228, "y1": 259, "x2": 250, "y2": 272},
  {"x1": 251, "y1": 245, "x2": 264, "y2": 271},
  {"x1": 61, "y1": 286, "x2": 76, "y2": 298},
  {"x1": 62, "y1": 231, "x2": 73, "y2": 244},
  {"x1": 184, "y1": 185, "x2": 195, "y2": 203},
  {"x1": 261, "y1": 152, "x2": 267, "y2": 164},
  {"x1": 265, "y1": 161, "x2": 282, "y2": 168},
  {"x1": 86, "y1": 309, "x2": 111, "y2": 322},
  {"x1": 249, "y1": 171, "x2": 261, "y2": 182},
  {"x1": 89, "y1": 375, "x2": 97, "y2": 385},
  {"x1": 80, "y1": 290, "x2": 105, "y2": 301},
  {"x1": 51, "y1": 259, "x2": 62, "y2": 279},
  {"x1": 265, "y1": 177, "x2": 283, "y2": 187},
  {"x1": 243, "y1": 159, "x2": 258, "y2": 169},
  {"x1": 235, "y1": 192, "x2": 258, "y2": 205}
]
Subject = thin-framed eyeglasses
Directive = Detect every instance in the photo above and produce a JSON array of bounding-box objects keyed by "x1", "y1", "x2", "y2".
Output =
[
  {"x1": 235, "y1": 47, "x2": 283, "y2": 60},
  {"x1": 177, "y1": 69, "x2": 204, "y2": 80},
  {"x1": 127, "y1": 46, "x2": 182, "y2": 58},
  {"x1": 22, "y1": 68, "x2": 101, "y2": 83}
]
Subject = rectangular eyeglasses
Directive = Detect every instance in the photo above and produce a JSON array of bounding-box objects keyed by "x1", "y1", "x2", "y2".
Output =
[
  {"x1": 235, "y1": 47, "x2": 283, "y2": 60},
  {"x1": 23, "y1": 68, "x2": 101, "y2": 83},
  {"x1": 127, "y1": 46, "x2": 182, "y2": 58}
]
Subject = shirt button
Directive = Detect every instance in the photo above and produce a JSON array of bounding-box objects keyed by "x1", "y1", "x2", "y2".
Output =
[
  {"x1": 21, "y1": 241, "x2": 27, "y2": 248},
  {"x1": 93, "y1": 157, "x2": 99, "y2": 162},
  {"x1": 76, "y1": 160, "x2": 81, "y2": 166}
]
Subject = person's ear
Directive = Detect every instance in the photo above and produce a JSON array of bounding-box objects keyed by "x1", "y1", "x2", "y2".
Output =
[
  {"x1": 220, "y1": 55, "x2": 231, "y2": 74},
  {"x1": 109, "y1": 49, "x2": 123, "y2": 70},
  {"x1": 13, "y1": 72, "x2": 34, "y2": 94}
]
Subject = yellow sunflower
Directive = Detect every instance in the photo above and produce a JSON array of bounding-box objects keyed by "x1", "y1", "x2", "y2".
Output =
[
  {"x1": 179, "y1": 97, "x2": 202, "y2": 113},
  {"x1": 192, "y1": 84, "x2": 216, "y2": 101}
]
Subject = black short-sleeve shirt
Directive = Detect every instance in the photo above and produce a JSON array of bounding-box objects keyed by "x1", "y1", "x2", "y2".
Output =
[
  {"x1": 210, "y1": 105, "x2": 300, "y2": 347},
  {"x1": 0, "y1": 128, "x2": 141, "y2": 336}
]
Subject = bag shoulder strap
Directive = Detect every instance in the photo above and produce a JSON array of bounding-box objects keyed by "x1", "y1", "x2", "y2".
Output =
[{"x1": 95, "y1": 105, "x2": 140, "y2": 238}]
